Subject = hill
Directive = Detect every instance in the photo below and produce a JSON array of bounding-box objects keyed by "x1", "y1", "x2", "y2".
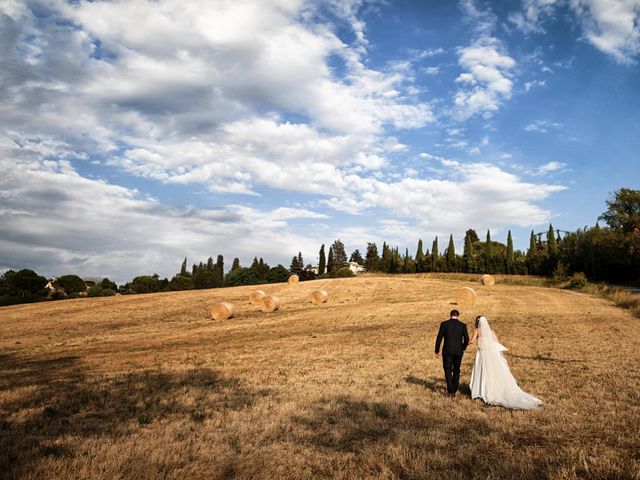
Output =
[{"x1": 1, "y1": 276, "x2": 639, "y2": 479}]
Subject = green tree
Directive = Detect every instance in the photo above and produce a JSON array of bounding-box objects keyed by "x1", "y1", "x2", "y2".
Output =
[
  {"x1": 599, "y1": 188, "x2": 640, "y2": 234},
  {"x1": 527, "y1": 231, "x2": 538, "y2": 275},
  {"x1": 231, "y1": 258, "x2": 241, "y2": 271},
  {"x1": 168, "y1": 275, "x2": 196, "y2": 291},
  {"x1": 55, "y1": 274, "x2": 86, "y2": 294},
  {"x1": 129, "y1": 275, "x2": 160, "y2": 294},
  {"x1": 349, "y1": 249, "x2": 364, "y2": 264},
  {"x1": 331, "y1": 239, "x2": 348, "y2": 267},
  {"x1": 216, "y1": 255, "x2": 224, "y2": 286},
  {"x1": 290, "y1": 253, "x2": 302, "y2": 274},
  {"x1": 415, "y1": 239, "x2": 425, "y2": 273},
  {"x1": 506, "y1": 230, "x2": 514, "y2": 274},
  {"x1": 100, "y1": 278, "x2": 117, "y2": 291},
  {"x1": 4, "y1": 269, "x2": 48, "y2": 297},
  {"x1": 484, "y1": 230, "x2": 493, "y2": 273},
  {"x1": 180, "y1": 258, "x2": 188, "y2": 276},
  {"x1": 267, "y1": 265, "x2": 290, "y2": 283},
  {"x1": 431, "y1": 237, "x2": 439, "y2": 272},
  {"x1": 224, "y1": 268, "x2": 261, "y2": 287},
  {"x1": 318, "y1": 244, "x2": 326, "y2": 275},
  {"x1": 463, "y1": 230, "x2": 475, "y2": 273},
  {"x1": 327, "y1": 245, "x2": 335, "y2": 274},
  {"x1": 446, "y1": 234, "x2": 456, "y2": 272},
  {"x1": 365, "y1": 243, "x2": 380, "y2": 271}
]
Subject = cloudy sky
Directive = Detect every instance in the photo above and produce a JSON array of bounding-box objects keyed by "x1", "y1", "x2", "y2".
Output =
[{"x1": 1, "y1": 0, "x2": 639, "y2": 283}]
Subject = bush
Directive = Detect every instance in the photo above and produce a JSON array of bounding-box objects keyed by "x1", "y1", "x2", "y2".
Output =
[
  {"x1": 568, "y1": 272, "x2": 588, "y2": 290},
  {"x1": 335, "y1": 267, "x2": 355, "y2": 278},
  {"x1": 88, "y1": 285, "x2": 104, "y2": 297},
  {"x1": 50, "y1": 290, "x2": 68, "y2": 300},
  {"x1": 87, "y1": 285, "x2": 116, "y2": 297}
]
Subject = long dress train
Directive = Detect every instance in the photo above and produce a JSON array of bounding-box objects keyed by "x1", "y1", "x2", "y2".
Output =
[{"x1": 469, "y1": 317, "x2": 541, "y2": 410}]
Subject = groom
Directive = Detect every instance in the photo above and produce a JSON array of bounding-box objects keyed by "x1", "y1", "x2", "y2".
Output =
[{"x1": 435, "y1": 309, "x2": 469, "y2": 397}]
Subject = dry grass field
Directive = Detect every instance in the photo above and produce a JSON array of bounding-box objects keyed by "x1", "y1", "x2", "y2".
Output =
[{"x1": 1, "y1": 275, "x2": 639, "y2": 480}]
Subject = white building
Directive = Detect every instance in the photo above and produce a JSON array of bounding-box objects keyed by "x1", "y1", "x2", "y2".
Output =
[{"x1": 348, "y1": 262, "x2": 366, "y2": 275}]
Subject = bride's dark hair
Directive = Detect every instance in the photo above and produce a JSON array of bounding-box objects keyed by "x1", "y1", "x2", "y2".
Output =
[{"x1": 475, "y1": 316, "x2": 482, "y2": 328}]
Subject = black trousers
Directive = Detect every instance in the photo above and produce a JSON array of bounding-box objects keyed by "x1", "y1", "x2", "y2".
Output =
[{"x1": 442, "y1": 354, "x2": 463, "y2": 394}]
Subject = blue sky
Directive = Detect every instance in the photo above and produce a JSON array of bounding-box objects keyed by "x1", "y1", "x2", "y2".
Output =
[{"x1": 0, "y1": 0, "x2": 639, "y2": 283}]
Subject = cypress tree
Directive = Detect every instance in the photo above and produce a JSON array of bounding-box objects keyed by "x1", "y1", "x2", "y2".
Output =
[
  {"x1": 527, "y1": 231, "x2": 537, "y2": 274},
  {"x1": 485, "y1": 230, "x2": 493, "y2": 273},
  {"x1": 463, "y1": 232, "x2": 474, "y2": 273},
  {"x1": 318, "y1": 244, "x2": 326, "y2": 275},
  {"x1": 431, "y1": 237, "x2": 439, "y2": 272},
  {"x1": 506, "y1": 230, "x2": 514, "y2": 274},
  {"x1": 216, "y1": 255, "x2": 224, "y2": 286},
  {"x1": 415, "y1": 239, "x2": 425, "y2": 273},
  {"x1": 547, "y1": 224, "x2": 557, "y2": 257},
  {"x1": 180, "y1": 257, "x2": 188, "y2": 276},
  {"x1": 206, "y1": 256, "x2": 214, "y2": 272},
  {"x1": 447, "y1": 234, "x2": 456, "y2": 272},
  {"x1": 231, "y1": 258, "x2": 241, "y2": 271}
]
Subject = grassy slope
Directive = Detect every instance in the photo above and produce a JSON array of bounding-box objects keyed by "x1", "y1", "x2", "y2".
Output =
[{"x1": 1, "y1": 276, "x2": 639, "y2": 480}]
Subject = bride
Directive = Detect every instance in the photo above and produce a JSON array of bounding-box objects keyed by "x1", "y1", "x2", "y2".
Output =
[{"x1": 469, "y1": 316, "x2": 542, "y2": 410}]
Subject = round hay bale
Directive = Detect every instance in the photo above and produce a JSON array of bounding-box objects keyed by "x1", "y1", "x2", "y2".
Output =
[
  {"x1": 454, "y1": 287, "x2": 477, "y2": 306},
  {"x1": 249, "y1": 290, "x2": 266, "y2": 305},
  {"x1": 260, "y1": 295, "x2": 280, "y2": 313},
  {"x1": 288, "y1": 274, "x2": 299, "y2": 285},
  {"x1": 309, "y1": 290, "x2": 328, "y2": 304},
  {"x1": 211, "y1": 302, "x2": 235, "y2": 321},
  {"x1": 481, "y1": 274, "x2": 495, "y2": 286}
]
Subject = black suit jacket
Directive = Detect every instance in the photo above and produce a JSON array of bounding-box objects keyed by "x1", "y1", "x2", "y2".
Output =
[{"x1": 435, "y1": 318, "x2": 469, "y2": 356}]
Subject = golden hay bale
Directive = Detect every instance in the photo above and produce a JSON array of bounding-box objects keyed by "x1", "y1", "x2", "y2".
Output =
[
  {"x1": 481, "y1": 274, "x2": 495, "y2": 285},
  {"x1": 211, "y1": 302, "x2": 235, "y2": 321},
  {"x1": 309, "y1": 290, "x2": 328, "y2": 304},
  {"x1": 288, "y1": 274, "x2": 299, "y2": 284},
  {"x1": 249, "y1": 290, "x2": 266, "y2": 305},
  {"x1": 454, "y1": 287, "x2": 477, "y2": 305},
  {"x1": 261, "y1": 295, "x2": 280, "y2": 313}
]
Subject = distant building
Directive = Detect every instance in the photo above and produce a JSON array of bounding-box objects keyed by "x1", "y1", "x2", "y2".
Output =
[
  {"x1": 306, "y1": 266, "x2": 319, "y2": 275},
  {"x1": 348, "y1": 262, "x2": 366, "y2": 275}
]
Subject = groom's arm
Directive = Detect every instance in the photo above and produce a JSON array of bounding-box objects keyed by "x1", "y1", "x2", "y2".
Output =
[
  {"x1": 462, "y1": 324, "x2": 469, "y2": 351},
  {"x1": 435, "y1": 323, "x2": 444, "y2": 355}
]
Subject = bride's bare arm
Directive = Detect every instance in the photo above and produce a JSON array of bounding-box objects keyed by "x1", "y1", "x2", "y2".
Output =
[{"x1": 469, "y1": 328, "x2": 479, "y2": 344}]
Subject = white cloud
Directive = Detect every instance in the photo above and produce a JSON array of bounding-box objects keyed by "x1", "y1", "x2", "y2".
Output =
[
  {"x1": 452, "y1": 2, "x2": 516, "y2": 121},
  {"x1": 510, "y1": 0, "x2": 640, "y2": 63},
  {"x1": 533, "y1": 161, "x2": 568, "y2": 175},
  {"x1": 0, "y1": 150, "x2": 322, "y2": 283},
  {"x1": 524, "y1": 119, "x2": 562, "y2": 132},
  {"x1": 0, "y1": 0, "x2": 568, "y2": 279},
  {"x1": 524, "y1": 79, "x2": 546, "y2": 91}
]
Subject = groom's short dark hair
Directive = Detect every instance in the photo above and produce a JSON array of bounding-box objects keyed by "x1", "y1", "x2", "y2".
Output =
[{"x1": 450, "y1": 309, "x2": 460, "y2": 317}]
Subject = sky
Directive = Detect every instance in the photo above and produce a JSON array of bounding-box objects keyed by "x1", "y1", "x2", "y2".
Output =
[{"x1": 0, "y1": 0, "x2": 639, "y2": 283}]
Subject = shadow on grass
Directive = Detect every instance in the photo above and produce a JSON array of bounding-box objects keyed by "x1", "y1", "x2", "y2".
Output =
[
  {"x1": 0, "y1": 352, "x2": 268, "y2": 480},
  {"x1": 289, "y1": 395, "x2": 556, "y2": 479},
  {"x1": 404, "y1": 375, "x2": 472, "y2": 397}
]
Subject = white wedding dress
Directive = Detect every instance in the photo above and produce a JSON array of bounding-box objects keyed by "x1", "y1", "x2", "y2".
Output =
[{"x1": 469, "y1": 316, "x2": 542, "y2": 410}]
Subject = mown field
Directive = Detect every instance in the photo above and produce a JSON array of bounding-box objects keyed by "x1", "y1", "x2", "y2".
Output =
[{"x1": 1, "y1": 275, "x2": 639, "y2": 480}]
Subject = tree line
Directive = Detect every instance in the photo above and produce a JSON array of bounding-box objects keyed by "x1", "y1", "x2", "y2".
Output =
[{"x1": 1, "y1": 188, "x2": 637, "y2": 306}]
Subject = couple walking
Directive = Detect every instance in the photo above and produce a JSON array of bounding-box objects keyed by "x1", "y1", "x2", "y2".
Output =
[{"x1": 435, "y1": 309, "x2": 541, "y2": 410}]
